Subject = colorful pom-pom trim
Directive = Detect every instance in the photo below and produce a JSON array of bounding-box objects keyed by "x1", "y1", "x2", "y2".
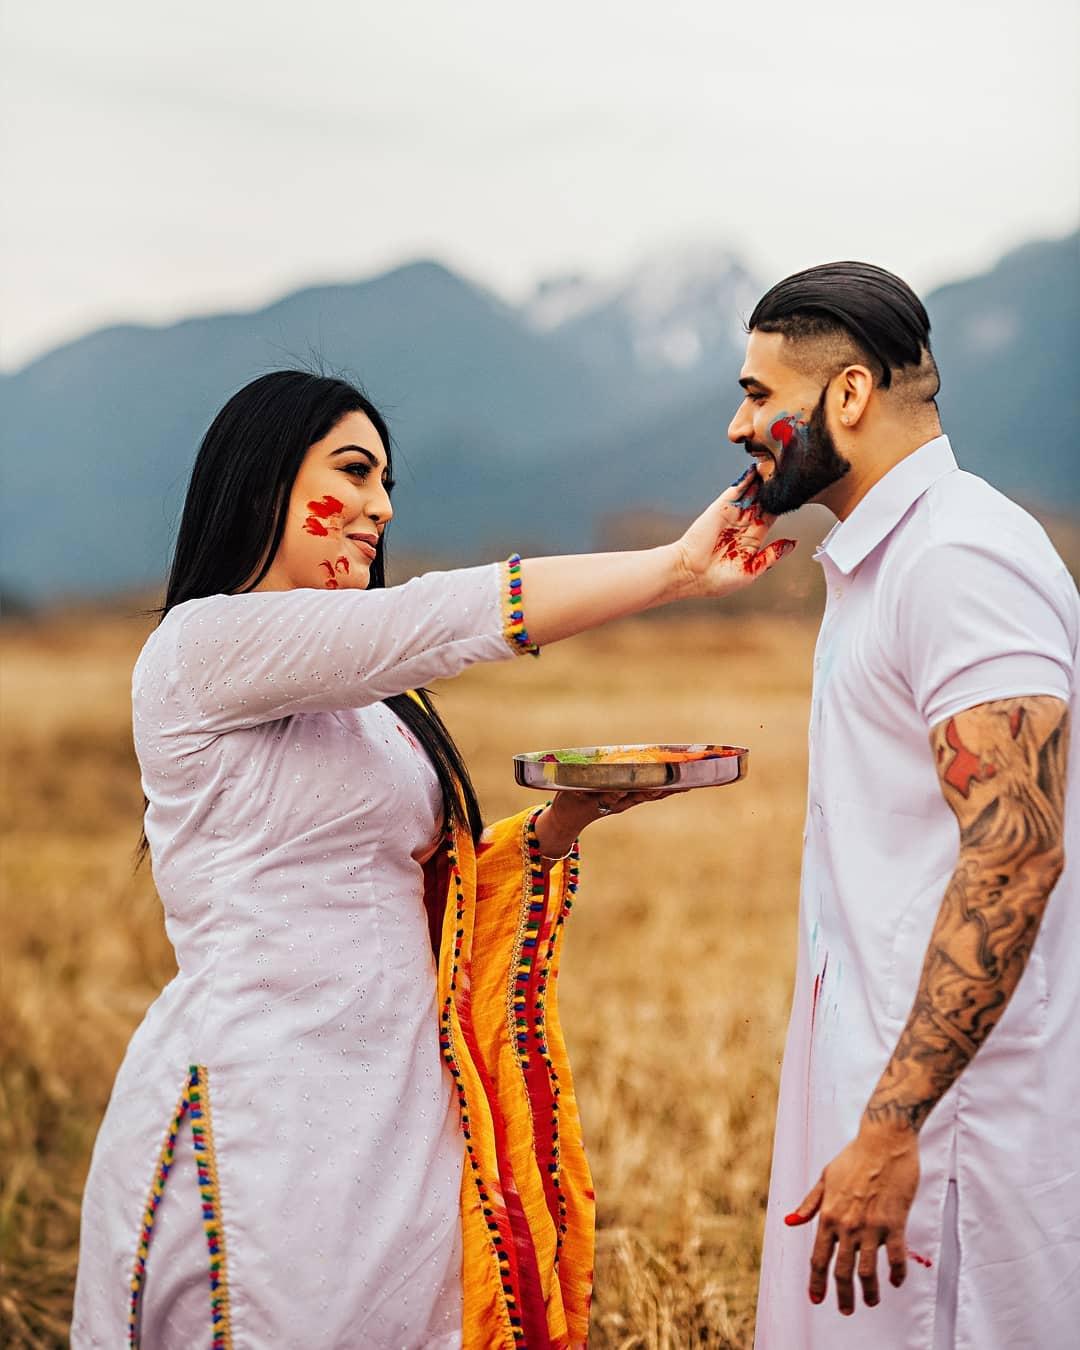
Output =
[
  {"x1": 438, "y1": 830, "x2": 528, "y2": 1343},
  {"x1": 128, "y1": 1065, "x2": 233, "y2": 1349},
  {"x1": 502, "y1": 554, "x2": 540, "y2": 657},
  {"x1": 517, "y1": 809, "x2": 580, "y2": 1261}
]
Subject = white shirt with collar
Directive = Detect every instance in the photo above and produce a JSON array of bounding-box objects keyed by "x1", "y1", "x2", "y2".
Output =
[{"x1": 755, "y1": 436, "x2": 1080, "y2": 1350}]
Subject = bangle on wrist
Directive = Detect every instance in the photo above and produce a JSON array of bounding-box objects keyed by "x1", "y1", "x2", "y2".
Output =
[{"x1": 539, "y1": 840, "x2": 576, "y2": 862}]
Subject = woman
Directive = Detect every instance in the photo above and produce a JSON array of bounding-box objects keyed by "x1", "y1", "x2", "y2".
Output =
[{"x1": 72, "y1": 371, "x2": 790, "y2": 1349}]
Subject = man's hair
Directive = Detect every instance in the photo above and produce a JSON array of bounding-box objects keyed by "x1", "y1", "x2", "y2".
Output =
[{"x1": 749, "y1": 261, "x2": 940, "y2": 401}]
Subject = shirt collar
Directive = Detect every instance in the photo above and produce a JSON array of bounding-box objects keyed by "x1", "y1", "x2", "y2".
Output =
[{"x1": 816, "y1": 435, "x2": 957, "y2": 575}]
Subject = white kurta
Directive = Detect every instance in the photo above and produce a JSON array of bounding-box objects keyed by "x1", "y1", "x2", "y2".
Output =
[
  {"x1": 756, "y1": 438, "x2": 1080, "y2": 1350},
  {"x1": 72, "y1": 565, "x2": 518, "y2": 1348}
]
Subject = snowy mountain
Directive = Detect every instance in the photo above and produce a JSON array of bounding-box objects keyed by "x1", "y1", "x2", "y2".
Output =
[{"x1": 526, "y1": 244, "x2": 760, "y2": 391}]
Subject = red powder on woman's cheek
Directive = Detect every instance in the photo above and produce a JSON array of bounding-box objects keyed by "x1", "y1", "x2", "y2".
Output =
[{"x1": 304, "y1": 494, "x2": 344, "y2": 537}]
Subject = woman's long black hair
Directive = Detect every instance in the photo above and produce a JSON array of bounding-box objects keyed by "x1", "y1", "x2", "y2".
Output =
[{"x1": 139, "y1": 370, "x2": 484, "y2": 860}]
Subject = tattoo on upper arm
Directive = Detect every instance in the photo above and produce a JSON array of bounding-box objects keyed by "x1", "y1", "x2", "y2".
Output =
[{"x1": 865, "y1": 696, "x2": 1069, "y2": 1132}]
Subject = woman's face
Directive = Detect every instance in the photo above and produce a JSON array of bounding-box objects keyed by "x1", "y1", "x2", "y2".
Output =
[{"x1": 256, "y1": 411, "x2": 394, "y2": 592}]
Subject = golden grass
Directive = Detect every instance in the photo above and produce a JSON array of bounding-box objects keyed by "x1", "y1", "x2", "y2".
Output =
[{"x1": 0, "y1": 607, "x2": 818, "y2": 1348}]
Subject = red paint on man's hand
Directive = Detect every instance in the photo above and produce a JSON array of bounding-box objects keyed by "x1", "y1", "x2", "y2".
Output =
[{"x1": 943, "y1": 718, "x2": 997, "y2": 797}]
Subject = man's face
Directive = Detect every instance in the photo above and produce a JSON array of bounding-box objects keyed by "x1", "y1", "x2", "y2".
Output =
[{"x1": 727, "y1": 330, "x2": 851, "y2": 515}]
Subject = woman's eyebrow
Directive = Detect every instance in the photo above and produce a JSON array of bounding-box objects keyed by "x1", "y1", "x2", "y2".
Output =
[{"x1": 330, "y1": 444, "x2": 382, "y2": 467}]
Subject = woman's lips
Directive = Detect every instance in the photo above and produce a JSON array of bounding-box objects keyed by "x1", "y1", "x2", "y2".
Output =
[{"x1": 345, "y1": 533, "x2": 378, "y2": 561}]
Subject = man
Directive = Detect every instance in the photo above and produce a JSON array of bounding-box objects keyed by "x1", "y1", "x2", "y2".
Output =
[{"x1": 727, "y1": 262, "x2": 1078, "y2": 1349}]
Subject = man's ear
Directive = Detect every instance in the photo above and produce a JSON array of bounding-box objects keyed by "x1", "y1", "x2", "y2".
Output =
[{"x1": 832, "y1": 364, "x2": 875, "y2": 428}]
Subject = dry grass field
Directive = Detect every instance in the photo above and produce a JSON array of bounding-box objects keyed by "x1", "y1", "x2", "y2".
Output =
[{"x1": 0, "y1": 602, "x2": 819, "y2": 1347}]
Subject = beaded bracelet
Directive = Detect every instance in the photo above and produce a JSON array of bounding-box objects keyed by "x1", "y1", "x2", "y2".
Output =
[{"x1": 503, "y1": 553, "x2": 540, "y2": 656}]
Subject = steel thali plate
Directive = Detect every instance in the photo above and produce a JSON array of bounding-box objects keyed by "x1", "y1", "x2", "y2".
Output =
[{"x1": 513, "y1": 743, "x2": 749, "y2": 792}]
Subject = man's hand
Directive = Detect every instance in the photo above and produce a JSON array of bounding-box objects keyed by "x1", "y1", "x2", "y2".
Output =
[{"x1": 787, "y1": 1118, "x2": 920, "y2": 1315}]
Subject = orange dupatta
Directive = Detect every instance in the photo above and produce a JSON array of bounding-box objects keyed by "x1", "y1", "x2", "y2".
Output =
[{"x1": 428, "y1": 807, "x2": 595, "y2": 1348}]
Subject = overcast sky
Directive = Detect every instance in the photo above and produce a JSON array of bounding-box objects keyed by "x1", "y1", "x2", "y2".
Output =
[{"x1": 2, "y1": 0, "x2": 1077, "y2": 369}]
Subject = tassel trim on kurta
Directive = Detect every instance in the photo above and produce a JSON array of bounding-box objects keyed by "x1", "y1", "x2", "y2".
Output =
[
  {"x1": 439, "y1": 835, "x2": 529, "y2": 1344},
  {"x1": 517, "y1": 812, "x2": 580, "y2": 1263},
  {"x1": 128, "y1": 1065, "x2": 233, "y2": 1349}
]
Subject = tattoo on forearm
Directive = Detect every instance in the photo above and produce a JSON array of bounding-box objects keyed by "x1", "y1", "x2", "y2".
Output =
[{"x1": 866, "y1": 697, "x2": 1069, "y2": 1133}]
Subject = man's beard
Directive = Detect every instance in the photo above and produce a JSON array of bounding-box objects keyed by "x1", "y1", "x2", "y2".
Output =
[{"x1": 748, "y1": 388, "x2": 851, "y2": 515}]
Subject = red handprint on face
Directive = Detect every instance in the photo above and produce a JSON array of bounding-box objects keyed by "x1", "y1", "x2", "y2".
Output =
[
  {"x1": 318, "y1": 556, "x2": 350, "y2": 589},
  {"x1": 303, "y1": 494, "x2": 345, "y2": 537},
  {"x1": 302, "y1": 495, "x2": 351, "y2": 588}
]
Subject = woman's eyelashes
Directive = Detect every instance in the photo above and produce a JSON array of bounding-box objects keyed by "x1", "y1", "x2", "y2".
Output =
[{"x1": 339, "y1": 462, "x2": 394, "y2": 492}]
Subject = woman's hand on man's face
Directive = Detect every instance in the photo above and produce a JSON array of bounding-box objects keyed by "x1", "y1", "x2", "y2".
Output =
[{"x1": 674, "y1": 465, "x2": 797, "y2": 600}]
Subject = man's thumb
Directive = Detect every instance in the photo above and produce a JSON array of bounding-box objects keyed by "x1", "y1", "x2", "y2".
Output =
[{"x1": 784, "y1": 1178, "x2": 824, "y2": 1227}]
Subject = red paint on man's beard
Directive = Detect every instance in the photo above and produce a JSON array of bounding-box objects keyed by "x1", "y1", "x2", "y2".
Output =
[
  {"x1": 943, "y1": 719, "x2": 996, "y2": 797},
  {"x1": 304, "y1": 494, "x2": 345, "y2": 537}
]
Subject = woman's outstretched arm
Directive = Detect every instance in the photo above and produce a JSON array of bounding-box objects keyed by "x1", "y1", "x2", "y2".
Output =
[
  {"x1": 145, "y1": 469, "x2": 789, "y2": 737},
  {"x1": 521, "y1": 468, "x2": 793, "y2": 646}
]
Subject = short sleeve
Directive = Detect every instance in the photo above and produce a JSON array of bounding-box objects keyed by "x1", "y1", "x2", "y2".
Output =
[
  {"x1": 136, "y1": 558, "x2": 538, "y2": 738},
  {"x1": 894, "y1": 540, "x2": 1076, "y2": 729}
]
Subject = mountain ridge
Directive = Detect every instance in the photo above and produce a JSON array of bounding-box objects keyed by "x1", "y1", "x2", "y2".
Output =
[{"x1": 2, "y1": 230, "x2": 1076, "y2": 602}]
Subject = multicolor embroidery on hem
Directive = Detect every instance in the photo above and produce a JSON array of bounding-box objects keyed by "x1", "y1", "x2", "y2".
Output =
[
  {"x1": 127, "y1": 1064, "x2": 233, "y2": 1349},
  {"x1": 438, "y1": 830, "x2": 527, "y2": 1345},
  {"x1": 501, "y1": 554, "x2": 540, "y2": 657}
]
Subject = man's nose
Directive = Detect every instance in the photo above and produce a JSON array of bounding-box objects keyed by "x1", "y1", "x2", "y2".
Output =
[{"x1": 727, "y1": 404, "x2": 752, "y2": 445}]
